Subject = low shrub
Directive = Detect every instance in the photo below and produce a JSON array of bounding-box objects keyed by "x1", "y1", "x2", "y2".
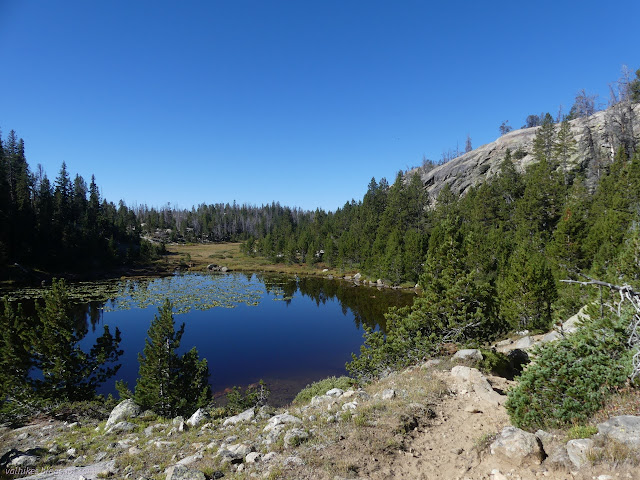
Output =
[
  {"x1": 478, "y1": 349, "x2": 511, "y2": 377},
  {"x1": 506, "y1": 308, "x2": 633, "y2": 431}
]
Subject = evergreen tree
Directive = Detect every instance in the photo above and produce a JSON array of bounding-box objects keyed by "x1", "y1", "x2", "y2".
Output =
[
  {"x1": 532, "y1": 113, "x2": 556, "y2": 165},
  {"x1": 134, "y1": 299, "x2": 211, "y2": 417},
  {"x1": 30, "y1": 279, "x2": 123, "y2": 400},
  {"x1": 498, "y1": 237, "x2": 557, "y2": 331},
  {"x1": 553, "y1": 119, "x2": 577, "y2": 183}
]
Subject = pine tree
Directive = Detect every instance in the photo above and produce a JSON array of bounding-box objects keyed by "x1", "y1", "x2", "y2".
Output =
[
  {"x1": 134, "y1": 299, "x2": 210, "y2": 417},
  {"x1": 532, "y1": 113, "x2": 556, "y2": 165},
  {"x1": 498, "y1": 237, "x2": 557, "y2": 331},
  {"x1": 553, "y1": 119, "x2": 577, "y2": 183},
  {"x1": 30, "y1": 279, "x2": 123, "y2": 400}
]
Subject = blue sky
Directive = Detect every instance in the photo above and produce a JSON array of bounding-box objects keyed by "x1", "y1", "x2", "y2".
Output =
[{"x1": 1, "y1": 0, "x2": 638, "y2": 211}]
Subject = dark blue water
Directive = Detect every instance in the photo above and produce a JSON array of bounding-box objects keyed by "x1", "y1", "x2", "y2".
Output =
[{"x1": 75, "y1": 272, "x2": 414, "y2": 404}]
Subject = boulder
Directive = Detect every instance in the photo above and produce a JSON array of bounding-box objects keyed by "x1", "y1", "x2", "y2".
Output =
[
  {"x1": 105, "y1": 421, "x2": 137, "y2": 434},
  {"x1": 186, "y1": 408, "x2": 208, "y2": 428},
  {"x1": 105, "y1": 399, "x2": 141, "y2": 430},
  {"x1": 490, "y1": 426, "x2": 544, "y2": 466},
  {"x1": 596, "y1": 415, "x2": 640, "y2": 448},
  {"x1": 566, "y1": 438, "x2": 594, "y2": 469},
  {"x1": 325, "y1": 388, "x2": 344, "y2": 397},
  {"x1": 165, "y1": 465, "x2": 206, "y2": 480},
  {"x1": 245, "y1": 452, "x2": 261, "y2": 464},
  {"x1": 512, "y1": 336, "x2": 534, "y2": 350},
  {"x1": 452, "y1": 349, "x2": 483, "y2": 363},
  {"x1": 311, "y1": 394, "x2": 333, "y2": 406},
  {"x1": 381, "y1": 389, "x2": 396, "y2": 400},
  {"x1": 263, "y1": 413, "x2": 302, "y2": 432},
  {"x1": 544, "y1": 445, "x2": 572, "y2": 471},
  {"x1": 562, "y1": 306, "x2": 589, "y2": 334},
  {"x1": 176, "y1": 452, "x2": 203, "y2": 466},
  {"x1": 450, "y1": 366, "x2": 505, "y2": 406},
  {"x1": 353, "y1": 273, "x2": 362, "y2": 280},
  {"x1": 223, "y1": 407, "x2": 255, "y2": 426},
  {"x1": 264, "y1": 424, "x2": 286, "y2": 445}
]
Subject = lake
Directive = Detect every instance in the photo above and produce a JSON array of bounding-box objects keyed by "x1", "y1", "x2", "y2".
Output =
[{"x1": 16, "y1": 272, "x2": 415, "y2": 405}]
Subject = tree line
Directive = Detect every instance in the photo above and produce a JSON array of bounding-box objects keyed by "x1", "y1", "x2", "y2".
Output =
[{"x1": 0, "y1": 129, "x2": 166, "y2": 276}]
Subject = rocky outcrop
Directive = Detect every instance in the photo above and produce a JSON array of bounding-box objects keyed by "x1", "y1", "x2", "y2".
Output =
[
  {"x1": 411, "y1": 103, "x2": 640, "y2": 201},
  {"x1": 596, "y1": 415, "x2": 640, "y2": 448}
]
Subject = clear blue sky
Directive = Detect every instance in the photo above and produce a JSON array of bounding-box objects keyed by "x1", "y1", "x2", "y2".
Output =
[{"x1": 1, "y1": 0, "x2": 638, "y2": 212}]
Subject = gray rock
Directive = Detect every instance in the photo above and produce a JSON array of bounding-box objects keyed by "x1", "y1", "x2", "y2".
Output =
[
  {"x1": 325, "y1": 388, "x2": 344, "y2": 397},
  {"x1": 544, "y1": 445, "x2": 572, "y2": 471},
  {"x1": 490, "y1": 426, "x2": 544, "y2": 466},
  {"x1": 263, "y1": 413, "x2": 303, "y2": 432},
  {"x1": 262, "y1": 452, "x2": 278, "y2": 463},
  {"x1": 381, "y1": 389, "x2": 396, "y2": 400},
  {"x1": 144, "y1": 423, "x2": 168, "y2": 436},
  {"x1": 284, "y1": 456, "x2": 305, "y2": 466},
  {"x1": 353, "y1": 273, "x2": 362, "y2": 280},
  {"x1": 245, "y1": 452, "x2": 261, "y2": 464},
  {"x1": 311, "y1": 394, "x2": 333, "y2": 406},
  {"x1": 341, "y1": 401, "x2": 357, "y2": 411},
  {"x1": 513, "y1": 335, "x2": 534, "y2": 350},
  {"x1": 562, "y1": 306, "x2": 589, "y2": 334},
  {"x1": 186, "y1": 408, "x2": 207, "y2": 428},
  {"x1": 9, "y1": 454, "x2": 38, "y2": 467},
  {"x1": 534, "y1": 429, "x2": 554, "y2": 453},
  {"x1": 223, "y1": 407, "x2": 255, "y2": 426},
  {"x1": 452, "y1": 349, "x2": 483, "y2": 363},
  {"x1": 176, "y1": 452, "x2": 203, "y2": 466},
  {"x1": 105, "y1": 421, "x2": 137, "y2": 434},
  {"x1": 264, "y1": 424, "x2": 286, "y2": 445},
  {"x1": 421, "y1": 359, "x2": 441, "y2": 369},
  {"x1": 541, "y1": 331, "x2": 561, "y2": 343},
  {"x1": 566, "y1": 438, "x2": 594, "y2": 469},
  {"x1": 13, "y1": 460, "x2": 116, "y2": 480},
  {"x1": 284, "y1": 428, "x2": 309, "y2": 447},
  {"x1": 450, "y1": 366, "x2": 505, "y2": 406},
  {"x1": 216, "y1": 443, "x2": 253, "y2": 464},
  {"x1": 596, "y1": 415, "x2": 640, "y2": 448},
  {"x1": 376, "y1": 279, "x2": 383, "y2": 285},
  {"x1": 165, "y1": 465, "x2": 206, "y2": 480},
  {"x1": 105, "y1": 399, "x2": 141, "y2": 430}
]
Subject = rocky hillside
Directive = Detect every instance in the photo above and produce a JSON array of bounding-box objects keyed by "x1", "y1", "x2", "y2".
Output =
[
  {"x1": 413, "y1": 103, "x2": 640, "y2": 199},
  {"x1": 2, "y1": 310, "x2": 639, "y2": 480}
]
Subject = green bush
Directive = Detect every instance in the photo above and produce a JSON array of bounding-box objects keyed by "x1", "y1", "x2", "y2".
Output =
[
  {"x1": 293, "y1": 376, "x2": 355, "y2": 405},
  {"x1": 506, "y1": 308, "x2": 632, "y2": 431},
  {"x1": 478, "y1": 349, "x2": 511, "y2": 377}
]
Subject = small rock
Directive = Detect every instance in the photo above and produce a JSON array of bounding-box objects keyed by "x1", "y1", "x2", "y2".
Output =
[
  {"x1": 284, "y1": 456, "x2": 305, "y2": 466},
  {"x1": 165, "y1": 465, "x2": 206, "y2": 480},
  {"x1": 452, "y1": 349, "x2": 483, "y2": 363},
  {"x1": 262, "y1": 452, "x2": 278, "y2": 463},
  {"x1": 381, "y1": 389, "x2": 396, "y2": 400},
  {"x1": 566, "y1": 438, "x2": 594, "y2": 469},
  {"x1": 246, "y1": 452, "x2": 261, "y2": 463},
  {"x1": 105, "y1": 421, "x2": 137, "y2": 434},
  {"x1": 342, "y1": 402, "x2": 358, "y2": 411},
  {"x1": 263, "y1": 413, "x2": 303, "y2": 432},
  {"x1": 490, "y1": 426, "x2": 544, "y2": 466},
  {"x1": 326, "y1": 388, "x2": 344, "y2": 397},
  {"x1": 9, "y1": 454, "x2": 38, "y2": 467},
  {"x1": 223, "y1": 407, "x2": 255, "y2": 426},
  {"x1": 421, "y1": 359, "x2": 441, "y2": 369},
  {"x1": 67, "y1": 447, "x2": 78, "y2": 458},
  {"x1": 176, "y1": 452, "x2": 203, "y2": 466}
]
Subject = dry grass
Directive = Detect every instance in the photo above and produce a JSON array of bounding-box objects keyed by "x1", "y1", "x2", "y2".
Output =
[{"x1": 164, "y1": 242, "x2": 352, "y2": 278}]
